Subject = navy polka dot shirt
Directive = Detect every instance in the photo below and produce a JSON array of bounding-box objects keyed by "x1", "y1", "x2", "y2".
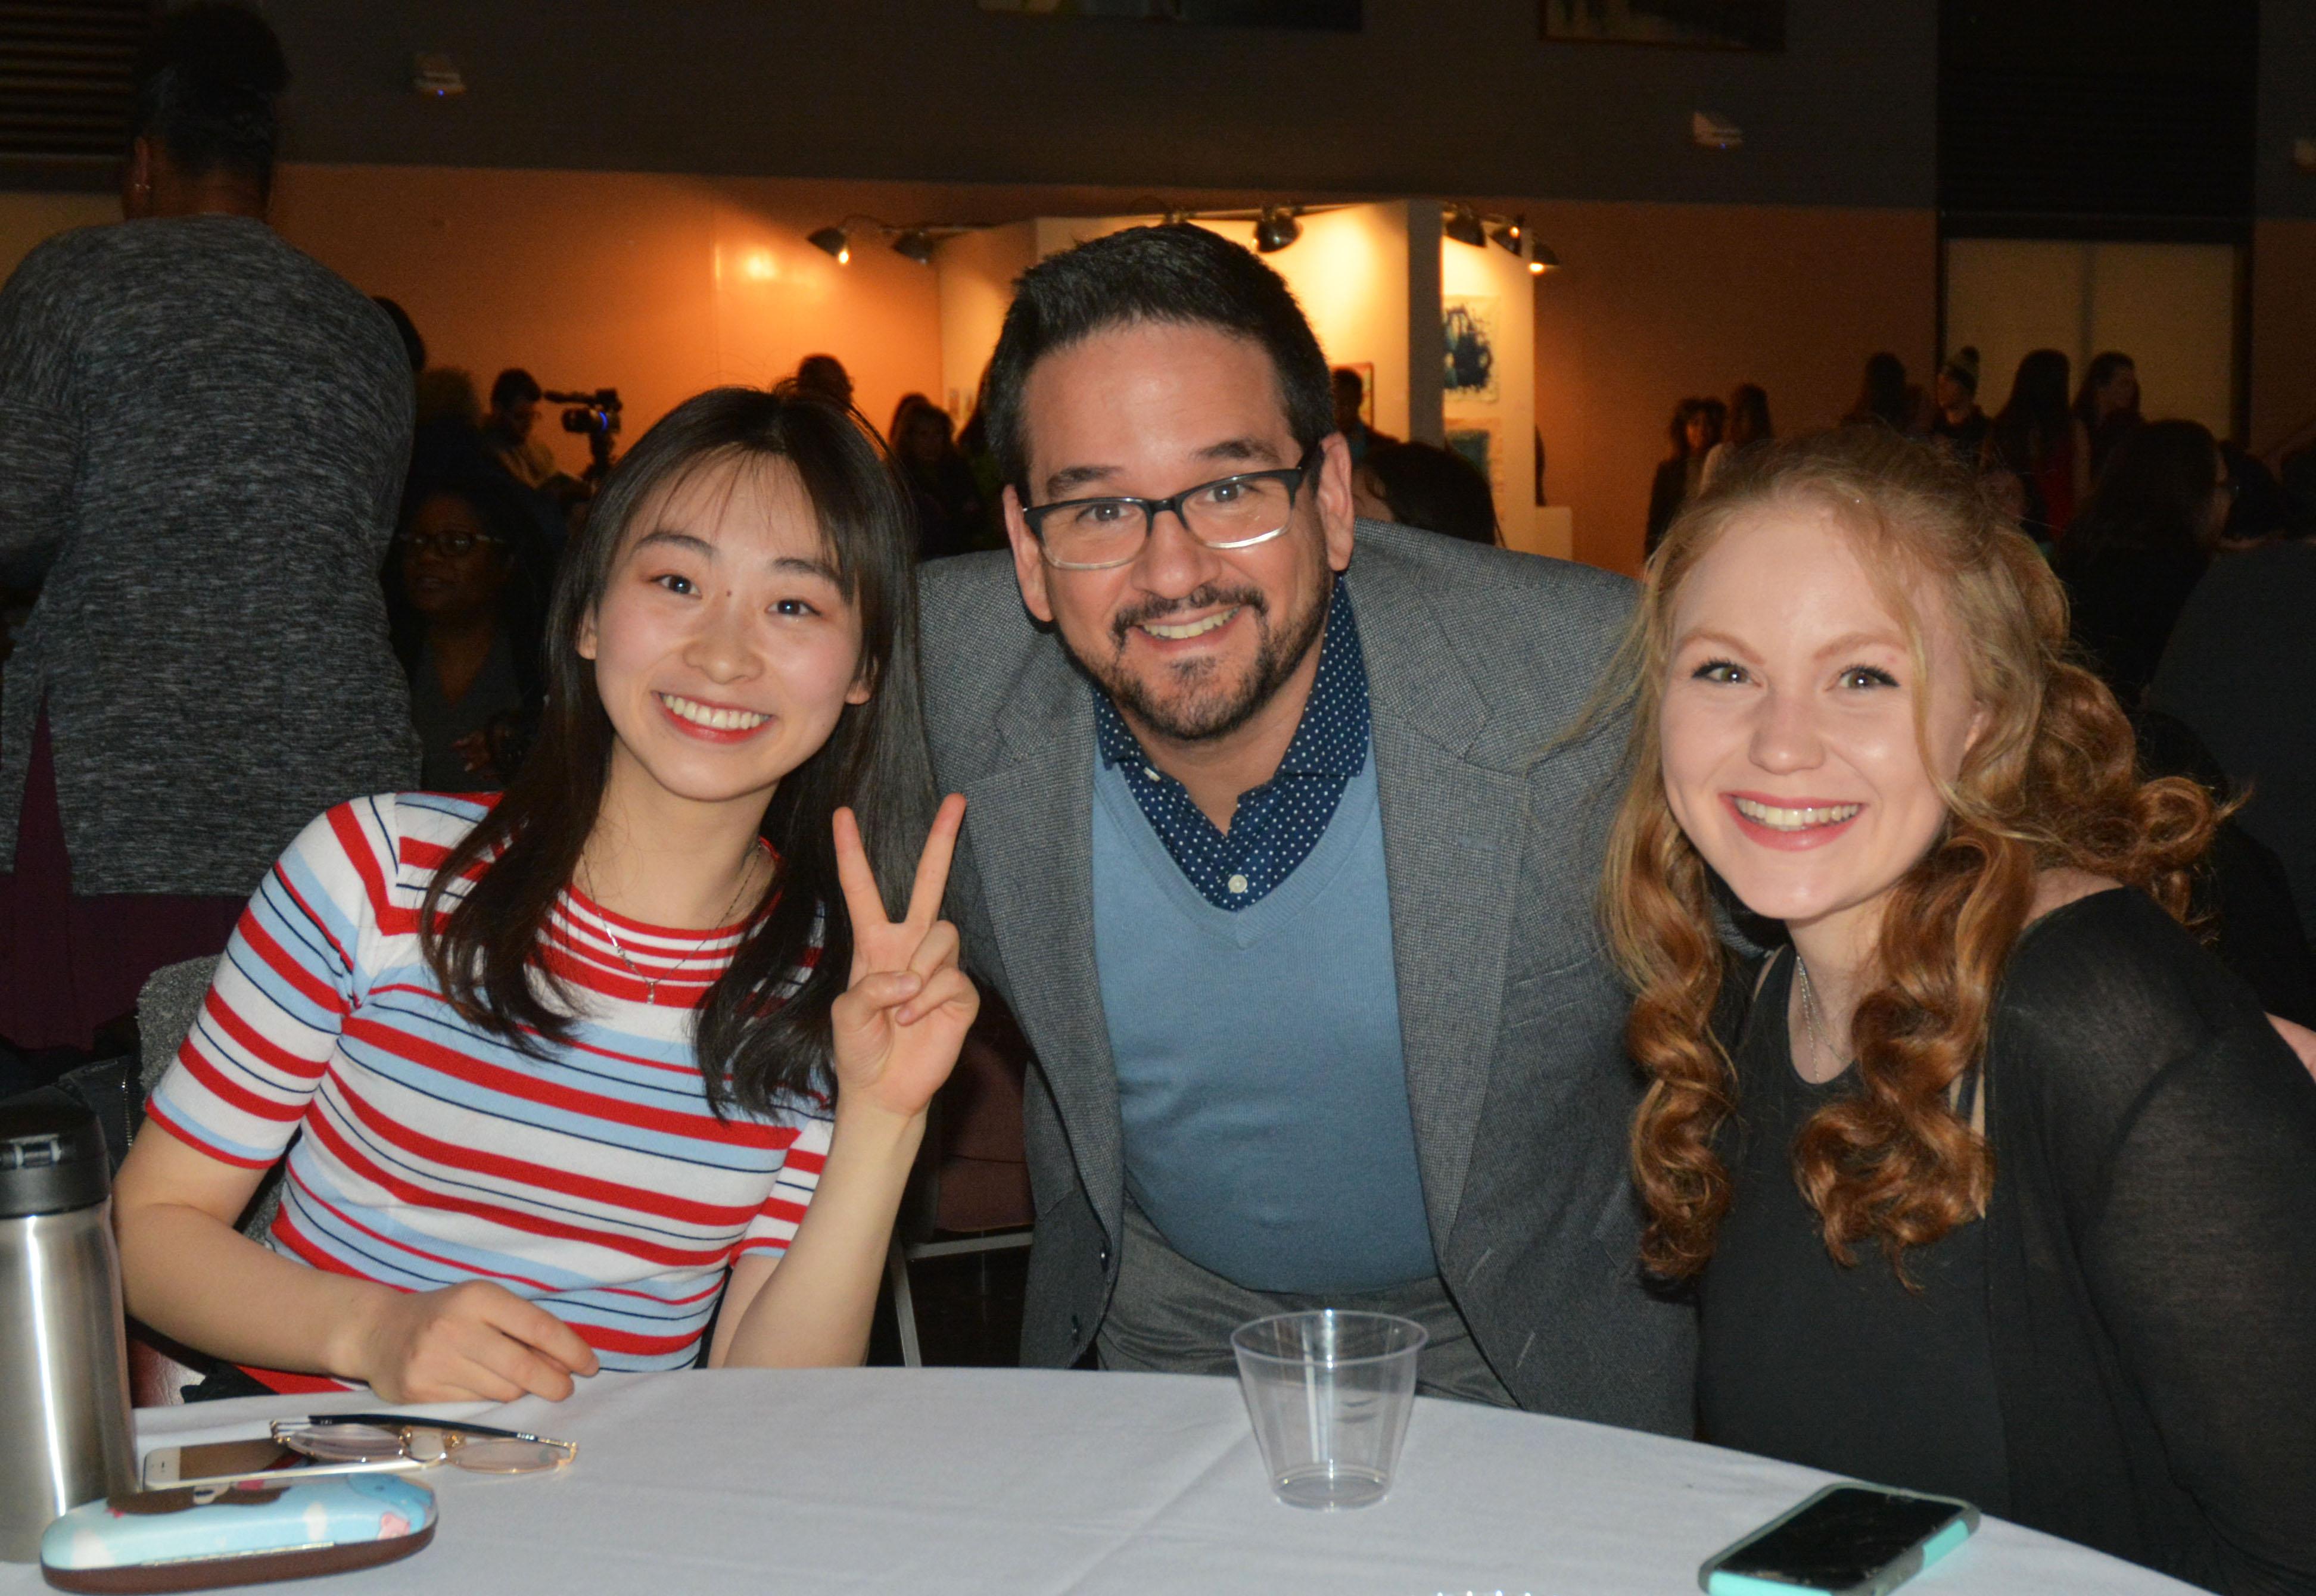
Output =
[{"x1": 1093, "y1": 577, "x2": 1369, "y2": 912}]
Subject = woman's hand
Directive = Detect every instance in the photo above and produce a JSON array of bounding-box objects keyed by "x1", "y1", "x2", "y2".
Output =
[
  {"x1": 342, "y1": 1280, "x2": 600, "y2": 1404},
  {"x1": 827, "y1": 794, "x2": 978, "y2": 1122}
]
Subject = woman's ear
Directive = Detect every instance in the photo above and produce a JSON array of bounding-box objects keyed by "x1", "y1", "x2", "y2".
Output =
[
  {"x1": 845, "y1": 656, "x2": 877, "y2": 707},
  {"x1": 575, "y1": 608, "x2": 600, "y2": 662}
]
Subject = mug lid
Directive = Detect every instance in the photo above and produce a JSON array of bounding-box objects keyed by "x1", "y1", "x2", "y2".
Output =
[{"x1": 0, "y1": 1092, "x2": 111, "y2": 1217}]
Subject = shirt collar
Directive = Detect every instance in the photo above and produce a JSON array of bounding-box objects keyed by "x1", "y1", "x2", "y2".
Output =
[{"x1": 1093, "y1": 575, "x2": 1368, "y2": 780}]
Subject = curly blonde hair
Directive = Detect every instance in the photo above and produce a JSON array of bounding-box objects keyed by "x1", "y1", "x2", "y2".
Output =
[{"x1": 1602, "y1": 428, "x2": 2216, "y2": 1278}]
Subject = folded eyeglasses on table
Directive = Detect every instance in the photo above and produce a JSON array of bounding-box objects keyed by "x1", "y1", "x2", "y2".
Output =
[{"x1": 270, "y1": 1413, "x2": 577, "y2": 1475}]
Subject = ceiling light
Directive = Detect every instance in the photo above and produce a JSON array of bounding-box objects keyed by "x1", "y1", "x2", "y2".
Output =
[
  {"x1": 1528, "y1": 242, "x2": 1560, "y2": 275},
  {"x1": 1254, "y1": 207, "x2": 1302, "y2": 253},
  {"x1": 891, "y1": 229, "x2": 937, "y2": 264},
  {"x1": 807, "y1": 225, "x2": 851, "y2": 264},
  {"x1": 1443, "y1": 205, "x2": 1486, "y2": 248},
  {"x1": 1488, "y1": 218, "x2": 1525, "y2": 256}
]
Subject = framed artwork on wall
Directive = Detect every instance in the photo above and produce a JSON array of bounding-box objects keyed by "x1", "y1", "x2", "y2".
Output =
[
  {"x1": 1541, "y1": 1, "x2": 1783, "y2": 51},
  {"x1": 1443, "y1": 297, "x2": 1500, "y2": 406},
  {"x1": 1445, "y1": 419, "x2": 1505, "y2": 501},
  {"x1": 980, "y1": 0, "x2": 1361, "y2": 28}
]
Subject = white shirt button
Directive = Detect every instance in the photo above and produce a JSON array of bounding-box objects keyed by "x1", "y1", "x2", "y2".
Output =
[
  {"x1": 1143, "y1": 766, "x2": 1159, "y2": 781},
  {"x1": 1228, "y1": 874, "x2": 1249, "y2": 895}
]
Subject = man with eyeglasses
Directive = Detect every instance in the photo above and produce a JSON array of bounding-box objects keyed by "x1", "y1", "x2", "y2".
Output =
[{"x1": 917, "y1": 224, "x2": 1692, "y2": 1430}]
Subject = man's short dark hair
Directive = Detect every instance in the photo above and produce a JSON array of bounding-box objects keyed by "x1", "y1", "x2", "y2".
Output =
[
  {"x1": 131, "y1": 3, "x2": 288, "y2": 189},
  {"x1": 491, "y1": 368, "x2": 543, "y2": 412},
  {"x1": 983, "y1": 224, "x2": 1334, "y2": 498}
]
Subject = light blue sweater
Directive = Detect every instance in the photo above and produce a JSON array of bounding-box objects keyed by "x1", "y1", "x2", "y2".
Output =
[{"x1": 1091, "y1": 744, "x2": 1436, "y2": 1293}]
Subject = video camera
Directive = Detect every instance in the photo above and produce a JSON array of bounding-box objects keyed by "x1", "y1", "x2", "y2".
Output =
[{"x1": 543, "y1": 387, "x2": 622, "y2": 481}]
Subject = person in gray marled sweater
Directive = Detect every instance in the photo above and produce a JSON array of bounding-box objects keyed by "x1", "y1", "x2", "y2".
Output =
[{"x1": 0, "y1": 2, "x2": 416, "y2": 1049}]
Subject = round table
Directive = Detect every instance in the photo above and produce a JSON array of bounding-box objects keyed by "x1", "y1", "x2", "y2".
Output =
[{"x1": 2, "y1": 1369, "x2": 2199, "y2": 1594}]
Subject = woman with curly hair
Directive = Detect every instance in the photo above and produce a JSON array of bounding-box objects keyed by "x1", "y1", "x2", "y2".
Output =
[{"x1": 1601, "y1": 428, "x2": 2316, "y2": 1592}]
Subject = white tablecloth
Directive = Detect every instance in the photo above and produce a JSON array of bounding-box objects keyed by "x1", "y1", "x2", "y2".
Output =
[{"x1": 3, "y1": 1369, "x2": 2199, "y2": 1594}]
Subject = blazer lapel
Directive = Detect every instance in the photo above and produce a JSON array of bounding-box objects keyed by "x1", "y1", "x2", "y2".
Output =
[
  {"x1": 962, "y1": 647, "x2": 1124, "y2": 1233},
  {"x1": 1357, "y1": 560, "x2": 1527, "y2": 1245}
]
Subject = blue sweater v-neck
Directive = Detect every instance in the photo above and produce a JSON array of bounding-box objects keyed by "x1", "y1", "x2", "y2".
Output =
[{"x1": 1089, "y1": 728, "x2": 1434, "y2": 1293}]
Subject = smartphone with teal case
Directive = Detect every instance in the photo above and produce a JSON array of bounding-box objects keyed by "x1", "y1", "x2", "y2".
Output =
[
  {"x1": 39, "y1": 1472, "x2": 435, "y2": 1593},
  {"x1": 1699, "y1": 1482, "x2": 1979, "y2": 1596}
]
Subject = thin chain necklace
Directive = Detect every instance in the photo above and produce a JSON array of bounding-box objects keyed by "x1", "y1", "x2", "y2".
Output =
[
  {"x1": 583, "y1": 851, "x2": 759, "y2": 1005},
  {"x1": 1795, "y1": 955, "x2": 1839, "y2": 1078}
]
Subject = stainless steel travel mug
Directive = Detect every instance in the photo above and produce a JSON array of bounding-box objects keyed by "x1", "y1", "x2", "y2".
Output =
[{"x1": 0, "y1": 1097, "x2": 136, "y2": 1561}]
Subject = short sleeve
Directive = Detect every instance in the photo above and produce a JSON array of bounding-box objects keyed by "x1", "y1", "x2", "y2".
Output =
[
  {"x1": 732, "y1": 1109, "x2": 832, "y2": 1259},
  {"x1": 144, "y1": 800, "x2": 388, "y2": 1169},
  {"x1": 0, "y1": 236, "x2": 83, "y2": 565}
]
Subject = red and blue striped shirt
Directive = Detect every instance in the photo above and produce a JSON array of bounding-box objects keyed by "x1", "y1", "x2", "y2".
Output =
[{"x1": 147, "y1": 792, "x2": 829, "y2": 1388}]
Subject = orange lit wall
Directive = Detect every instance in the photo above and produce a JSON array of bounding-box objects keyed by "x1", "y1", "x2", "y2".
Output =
[
  {"x1": 1522, "y1": 202, "x2": 1938, "y2": 575},
  {"x1": 266, "y1": 165, "x2": 950, "y2": 475},
  {"x1": 0, "y1": 192, "x2": 118, "y2": 279},
  {"x1": 2251, "y1": 220, "x2": 2316, "y2": 460}
]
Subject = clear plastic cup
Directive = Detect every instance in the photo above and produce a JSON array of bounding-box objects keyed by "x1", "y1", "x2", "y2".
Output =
[{"x1": 1230, "y1": 1310, "x2": 1427, "y2": 1510}]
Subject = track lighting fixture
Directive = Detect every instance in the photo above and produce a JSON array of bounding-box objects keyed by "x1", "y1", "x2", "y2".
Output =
[
  {"x1": 805, "y1": 216, "x2": 988, "y2": 266},
  {"x1": 1443, "y1": 205, "x2": 1487, "y2": 248},
  {"x1": 1254, "y1": 207, "x2": 1303, "y2": 253}
]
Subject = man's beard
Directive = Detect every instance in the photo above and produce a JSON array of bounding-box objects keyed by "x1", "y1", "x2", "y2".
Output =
[{"x1": 1064, "y1": 575, "x2": 1331, "y2": 744}]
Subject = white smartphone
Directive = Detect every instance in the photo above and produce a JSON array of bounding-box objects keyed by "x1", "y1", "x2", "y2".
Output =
[
  {"x1": 142, "y1": 1436, "x2": 422, "y2": 1491},
  {"x1": 1698, "y1": 1483, "x2": 1980, "y2": 1596}
]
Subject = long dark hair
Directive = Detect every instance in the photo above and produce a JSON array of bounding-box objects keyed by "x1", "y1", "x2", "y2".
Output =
[
  {"x1": 1993, "y1": 348, "x2": 2074, "y2": 469},
  {"x1": 418, "y1": 385, "x2": 932, "y2": 1117},
  {"x1": 1845, "y1": 353, "x2": 1911, "y2": 431},
  {"x1": 1724, "y1": 383, "x2": 1773, "y2": 449},
  {"x1": 2072, "y1": 351, "x2": 2137, "y2": 432},
  {"x1": 2064, "y1": 419, "x2": 2221, "y2": 559}
]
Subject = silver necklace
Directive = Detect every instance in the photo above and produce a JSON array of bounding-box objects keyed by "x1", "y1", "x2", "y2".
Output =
[
  {"x1": 1795, "y1": 956, "x2": 1838, "y2": 1077},
  {"x1": 584, "y1": 853, "x2": 758, "y2": 1004}
]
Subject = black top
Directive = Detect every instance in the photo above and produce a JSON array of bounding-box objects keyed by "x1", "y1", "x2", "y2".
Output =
[
  {"x1": 2150, "y1": 539, "x2": 2316, "y2": 945},
  {"x1": 2056, "y1": 541, "x2": 2208, "y2": 707},
  {"x1": 1708, "y1": 891, "x2": 2316, "y2": 1595},
  {"x1": 1699, "y1": 950, "x2": 2011, "y2": 1514}
]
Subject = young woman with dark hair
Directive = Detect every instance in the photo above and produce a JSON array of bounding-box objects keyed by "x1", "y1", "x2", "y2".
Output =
[
  {"x1": 1646, "y1": 397, "x2": 1722, "y2": 557},
  {"x1": 2072, "y1": 349, "x2": 2141, "y2": 481},
  {"x1": 888, "y1": 392, "x2": 985, "y2": 562},
  {"x1": 1839, "y1": 352, "x2": 1917, "y2": 434},
  {"x1": 1604, "y1": 429, "x2": 2316, "y2": 1592},
  {"x1": 113, "y1": 385, "x2": 976, "y2": 1399},
  {"x1": 1991, "y1": 347, "x2": 2088, "y2": 540},
  {"x1": 1698, "y1": 382, "x2": 1773, "y2": 491},
  {"x1": 2055, "y1": 417, "x2": 2228, "y2": 707}
]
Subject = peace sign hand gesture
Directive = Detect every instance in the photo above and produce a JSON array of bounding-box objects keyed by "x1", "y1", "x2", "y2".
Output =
[{"x1": 827, "y1": 794, "x2": 979, "y2": 1123}]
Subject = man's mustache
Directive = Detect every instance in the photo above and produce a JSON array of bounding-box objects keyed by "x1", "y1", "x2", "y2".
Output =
[{"x1": 1110, "y1": 585, "x2": 1268, "y2": 647}]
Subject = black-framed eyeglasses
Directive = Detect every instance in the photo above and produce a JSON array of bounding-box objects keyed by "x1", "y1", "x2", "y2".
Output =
[
  {"x1": 1020, "y1": 444, "x2": 1323, "y2": 571},
  {"x1": 395, "y1": 529, "x2": 505, "y2": 559}
]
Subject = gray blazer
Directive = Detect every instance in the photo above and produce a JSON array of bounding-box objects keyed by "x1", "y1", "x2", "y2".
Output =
[{"x1": 918, "y1": 523, "x2": 1695, "y2": 1434}]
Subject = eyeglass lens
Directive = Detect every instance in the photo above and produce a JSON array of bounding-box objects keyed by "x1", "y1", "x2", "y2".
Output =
[
  {"x1": 279, "y1": 1422, "x2": 572, "y2": 1474},
  {"x1": 399, "y1": 531, "x2": 494, "y2": 556},
  {"x1": 1039, "y1": 473, "x2": 1294, "y2": 568}
]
